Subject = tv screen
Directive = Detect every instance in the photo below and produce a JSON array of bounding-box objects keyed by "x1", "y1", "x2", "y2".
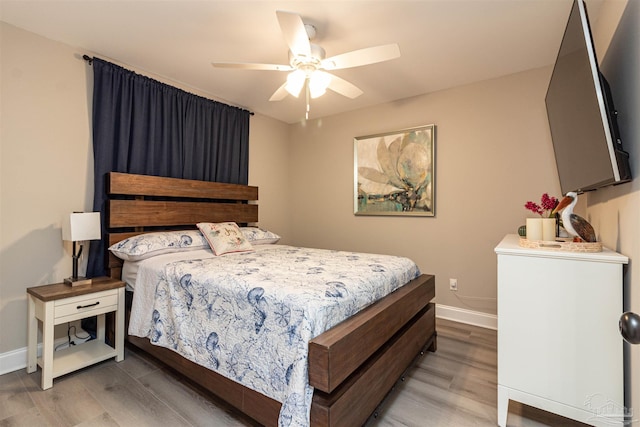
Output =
[{"x1": 545, "y1": 0, "x2": 631, "y2": 194}]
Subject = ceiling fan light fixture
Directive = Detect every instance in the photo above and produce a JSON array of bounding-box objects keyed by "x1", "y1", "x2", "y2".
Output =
[
  {"x1": 212, "y1": 11, "x2": 400, "y2": 119},
  {"x1": 285, "y1": 69, "x2": 305, "y2": 97},
  {"x1": 309, "y1": 71, "x2": 331, "y2": 98}
]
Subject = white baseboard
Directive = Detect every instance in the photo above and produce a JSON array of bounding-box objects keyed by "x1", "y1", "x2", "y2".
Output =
[
  {"x1": 436, "y1": 304, "x2": 497, "y2": 330},
  {"x1": 0, "y1": 346, "x2": 32, "y2": 376}
]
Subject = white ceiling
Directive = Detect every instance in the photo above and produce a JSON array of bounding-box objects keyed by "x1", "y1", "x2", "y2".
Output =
[{"x1": 0, "y1": 0, "x2": 599, "y2": 124}]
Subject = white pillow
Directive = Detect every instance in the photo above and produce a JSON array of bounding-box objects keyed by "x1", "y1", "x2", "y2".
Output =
[
  {"x1": 197, "y1": 222, "x2": 254, "y2": 255},
  {"x1": 240, "y1": 227, "x2": 281, "y2": 245},
  {"x1": 109, "y1": 230, "x2": 209, "y2": 261}
]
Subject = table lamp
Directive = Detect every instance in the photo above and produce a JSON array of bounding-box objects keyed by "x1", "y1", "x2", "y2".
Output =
[{"x1": 62, "y1": 212, "x2": 101, "y2": 286}]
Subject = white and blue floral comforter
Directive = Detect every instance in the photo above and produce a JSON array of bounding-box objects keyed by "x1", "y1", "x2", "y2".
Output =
[{"x1": 128, "y1": 245, "x2": 420, "y2": 426}]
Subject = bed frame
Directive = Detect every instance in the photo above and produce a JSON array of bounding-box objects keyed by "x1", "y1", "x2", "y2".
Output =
[{"x1": 105, "y1": 172, "x2": 436, "y2": 427}]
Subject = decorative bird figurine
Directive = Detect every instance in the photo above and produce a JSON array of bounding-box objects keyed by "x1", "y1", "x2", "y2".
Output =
[{"x1": 551, "y1": 191, "x2": 597, "y2": 242}]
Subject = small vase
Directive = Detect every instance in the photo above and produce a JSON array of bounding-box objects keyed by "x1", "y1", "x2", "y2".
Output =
[
  {"x1": 526, "y1": 218, "x2": 543, "y2": 240},
  {"x1": 541, "y1": 218, "x2": 556, "y2": 241}
]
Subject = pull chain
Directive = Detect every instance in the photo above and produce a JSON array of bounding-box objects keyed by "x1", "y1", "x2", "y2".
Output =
[{"x1": 305, "y1": 80, "x2": 310, "y2": 120}]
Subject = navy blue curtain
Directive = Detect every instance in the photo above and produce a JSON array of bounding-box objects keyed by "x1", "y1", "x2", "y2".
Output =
[{"x1": 86, "y1": 58, "x2": 250, "y2": 277}]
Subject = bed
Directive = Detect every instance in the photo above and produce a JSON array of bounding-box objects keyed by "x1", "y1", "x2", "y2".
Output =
[{"x1": 105, "y1": 172, "x2": 436, "y2": 427}]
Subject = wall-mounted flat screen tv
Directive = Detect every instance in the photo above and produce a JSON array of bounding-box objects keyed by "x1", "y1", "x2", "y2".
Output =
[{"x1": 545, "y1": 0, "x2": 631, "y2": 194}]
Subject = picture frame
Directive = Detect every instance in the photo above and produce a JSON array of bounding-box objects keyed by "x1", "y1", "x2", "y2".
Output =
[{"x1": 354, "y1": 124, "x2": 435, "y2": 216}]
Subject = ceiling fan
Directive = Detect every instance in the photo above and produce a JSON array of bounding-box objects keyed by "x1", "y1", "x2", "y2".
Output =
[{"x1": 212, "y1": 10, "x2": 401, "y2": 119}]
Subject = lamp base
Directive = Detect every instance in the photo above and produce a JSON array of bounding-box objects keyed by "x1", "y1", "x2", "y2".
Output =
[{"x1": 64, "y1": 277, "x2": 92, "y2": 287}]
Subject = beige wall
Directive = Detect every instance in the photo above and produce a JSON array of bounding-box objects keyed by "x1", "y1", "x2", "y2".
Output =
[
  {"x1": 0, "y1": 22, "x2": 290, "y2": 354},
  {"x1": 1, "y1": 23, "x2": 94, "y2": 354},
  {"x1": 287, "y1": 67, "x2": 561, "y2": 315},
  {"x1": 587, "y1": 0, "x2": 639, "y2": 417},
  {"x1": 248, "y1": 113, "x2": 293, "y2": 244}
]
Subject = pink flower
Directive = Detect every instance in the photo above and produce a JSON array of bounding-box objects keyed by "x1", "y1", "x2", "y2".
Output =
[
  {"x1": 524, "y1": 201, "x2": 543, "y2": 216},
  {"x1": 540, "y1": 193, "x2": 558, "y2": 212},
  {"x1": 525, "y1": 193, "x2": 559, "y2": 217}
]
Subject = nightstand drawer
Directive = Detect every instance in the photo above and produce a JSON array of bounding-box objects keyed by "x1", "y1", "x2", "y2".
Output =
[{"x1": 54, "y1": 289, "x2": 118, "y2": 322}]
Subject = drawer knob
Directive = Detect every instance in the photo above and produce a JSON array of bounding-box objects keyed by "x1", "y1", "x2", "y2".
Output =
[
  {"x1": 77, "y1": 301, "x2": 100, "y2": 309},
  {"x1": 620, "y1": 312, "x2": 640, "y2": 344}
]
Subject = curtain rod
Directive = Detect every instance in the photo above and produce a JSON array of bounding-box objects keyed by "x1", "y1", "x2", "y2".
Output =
[{"x1": 81, "y1": 55, "x2": 254, "y2": 116}]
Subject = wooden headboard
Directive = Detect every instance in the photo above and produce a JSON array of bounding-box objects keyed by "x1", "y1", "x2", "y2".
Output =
[{"x1": 106, "y1": 172, "x2": 258, "y2": 279}]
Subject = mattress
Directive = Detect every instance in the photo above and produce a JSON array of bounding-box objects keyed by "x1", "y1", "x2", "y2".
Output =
[{"x1": 127, "y1": 244, "x2": 420, "y2": 426}]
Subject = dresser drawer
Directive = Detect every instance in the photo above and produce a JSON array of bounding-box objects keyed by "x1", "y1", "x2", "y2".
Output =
[{"x1": 54, "y1": 289, "x2": 118, "y2": 322}]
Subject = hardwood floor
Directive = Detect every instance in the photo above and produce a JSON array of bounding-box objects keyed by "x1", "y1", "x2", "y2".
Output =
[
  {"x1": 366, "y1": 319, "x2": 588, "y2": 427},
  {"x1": 1, "y1": 319, "x2": 589, "y2": 426}
]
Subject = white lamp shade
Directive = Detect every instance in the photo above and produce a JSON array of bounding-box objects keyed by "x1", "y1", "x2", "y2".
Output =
[
  {"x1": 309, "y1": 71, "x2": 331, "y2": 98},
  {"x1": 285, "y1": 70, "x2": 306, "y2": 97},
  {"x1": 62, "y1": 212, "x2": 101, "y2": 242}
]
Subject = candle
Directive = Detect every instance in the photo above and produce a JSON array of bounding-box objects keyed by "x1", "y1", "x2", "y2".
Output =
[
  {"x1": 526, "y1": 218, "x2": 543, "y2": 241},
  {"x1": 541, "y1": 218, "x2": 556, "y2": 241}
]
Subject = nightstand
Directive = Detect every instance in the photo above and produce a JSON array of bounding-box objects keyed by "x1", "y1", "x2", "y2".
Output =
[{"x1": 26, "y1": 276, "x2": 125, "y2": 389}]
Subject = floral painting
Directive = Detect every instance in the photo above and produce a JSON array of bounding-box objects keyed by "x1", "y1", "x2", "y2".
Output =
[{"x1": 354, "y1": 125, "x2": 435, "y2": 216}]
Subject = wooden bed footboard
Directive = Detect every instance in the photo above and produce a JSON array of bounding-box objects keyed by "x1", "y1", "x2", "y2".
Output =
[
  {"x1": 107, "y1": 172, "x2": 437, "y2": 427},
  {"x1": 311, "y1": 303, "x2": 436, "y2": 427},
  {"x1": 309, "y1": 274, "x2": 435, "y2": 393}
]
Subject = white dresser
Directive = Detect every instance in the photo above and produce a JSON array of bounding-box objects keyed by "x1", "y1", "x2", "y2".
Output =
[{"x1": 495, "y1": 234, "x2": 628, "y2": 427}]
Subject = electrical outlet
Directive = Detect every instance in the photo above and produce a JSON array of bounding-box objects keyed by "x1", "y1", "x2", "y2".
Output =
[{"x1": 449, "y1": 278, "x2": 458, "y2": 291}]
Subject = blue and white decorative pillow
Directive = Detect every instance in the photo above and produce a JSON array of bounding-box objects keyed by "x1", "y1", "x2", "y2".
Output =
[
  {"x1": 197, "y1": 222, "x2": 254, "y2": 255},
  {"x1": 109, "y1": 230, "x2": 209, "y2": 261},
  {"x1": 240, "y1": 227, "x2": 281, "y2": 245}
]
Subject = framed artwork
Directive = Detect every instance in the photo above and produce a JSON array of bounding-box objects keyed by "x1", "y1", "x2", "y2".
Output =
[{"x1": 354, "y1": 124, "x2": 435, "y2": 216}]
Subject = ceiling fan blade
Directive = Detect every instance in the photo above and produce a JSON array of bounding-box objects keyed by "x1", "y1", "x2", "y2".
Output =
[
  {"x1": 327, "y1": 74, "x2": 363, "y2": 99},
  {"x1": 322, "y1": 43, "x2": 400, "y2": 70},
  {"x1": 276, "y1": 10, "x2": 311, "y2": 56},
  {"x1": 269, "y1": 82, "x2": 290, "y2": 101},
  {"x1": 212, "y1": 62, "x2": 292, "y2": 71}
]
